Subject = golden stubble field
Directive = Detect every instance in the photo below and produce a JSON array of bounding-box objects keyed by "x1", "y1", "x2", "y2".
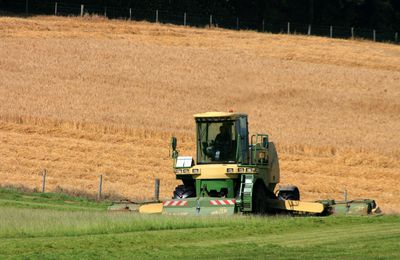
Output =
[{"x1": 0, "y1": 16, "x2": 399, "y2": 212}]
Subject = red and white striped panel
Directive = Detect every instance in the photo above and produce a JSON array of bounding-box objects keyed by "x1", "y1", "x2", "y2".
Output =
[
  {"x1": 163, "y1": 200, "x2": 188, "y2": 207},
  {"x1": 209, "y1": 199, "x2": 236, "y2": 206}
]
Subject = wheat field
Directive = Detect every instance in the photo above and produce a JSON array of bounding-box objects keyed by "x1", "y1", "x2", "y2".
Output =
[{"x1": 0, "y1": 15, "x2": 399, "y2": 212}]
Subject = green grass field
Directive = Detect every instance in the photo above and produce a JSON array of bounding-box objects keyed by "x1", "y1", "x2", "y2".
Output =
[{"x1": 0, "y1": 188, "x2": 399, "y2": 259}]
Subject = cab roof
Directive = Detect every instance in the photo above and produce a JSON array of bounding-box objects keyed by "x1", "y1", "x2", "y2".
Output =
[{"x1": 193, "y1": 111, "x2": 247, "y2": 120}]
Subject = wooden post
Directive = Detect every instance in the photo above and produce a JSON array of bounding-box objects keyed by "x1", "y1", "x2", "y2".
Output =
[
  {"x1": 156, "y1": 10, "x2": 158, "y2": 23},
  {"x1": 395, "y1": 32, "x2": 398, "y2": 43},
  {"x1": 54, "y1": 2, "x2": 57, "y2": 16},
  {"x1": 344, "y1": 188, "x2": 349, "y2": 214},
  {"x1": 129, "y1": 8, "x2": 132, "y2": 21},
  {"x1": 209, "y1": 14, "x2": 213, "y2": 28},
  {"x1": 351, "y1": 27, "x2": 354, "y2": 39},
  {"x1": 80, "y1": 4, "x2": 84, "y2": 17},
  {"x1": 287, "y1": 22, "x2": 290, "y2": 34},
  {"x1": 308, "y1": 24, "x2": 311, "y2": 35},
  {"x1": 373, "y1": 29, "x2": 376, "y2": 42},
  {"x1": 154, "y1": 178, "x2": 160, "y2": 201},
  {"x1": 42, "y1": 169, "x2": 47, "y2": 193},
  {"x1": 104, "y1": 7, "x2": 107, "y2": 17},
  {"x1": 25, "y1": 0, "x2": 28, "y2": 15},
  {"x1": 330, "y1": 26, "x2": 333, "y2": 38},
  {"x1": 262, "y1": 19, "x2": 265, "y2": 32},
  {"x1": 184, "y1": 12, "x2": 186, "y2": 26},
  {"x1": 98, "y1": 175, "x2": 103, "y2": 200},
  {"x1": 236, "y1": 17, "x2": 239, "y2": 30}
]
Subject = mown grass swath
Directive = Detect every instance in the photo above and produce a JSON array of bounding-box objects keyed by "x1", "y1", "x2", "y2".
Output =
[{"x1": 0, "y1": 209, "x2": 399, "y2": 258}]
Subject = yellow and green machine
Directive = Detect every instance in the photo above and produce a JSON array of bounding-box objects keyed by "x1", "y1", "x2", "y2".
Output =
[{"x1": 138, "y1": 112, "x2": 379, "y2": 216}]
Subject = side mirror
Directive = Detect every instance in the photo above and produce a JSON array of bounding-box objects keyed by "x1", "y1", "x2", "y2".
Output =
[
  {"x1": 262, "y1": 137, "x2": 268, "y2": 148},
  {"x1": 171, "y1": 137, "x2": 178, "y2": 161},
  {"x1": 171, "y1": 137, "x2": 177, "y2": 151}
]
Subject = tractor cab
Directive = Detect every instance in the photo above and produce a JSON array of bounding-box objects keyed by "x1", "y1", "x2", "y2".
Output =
[
  {"x1": 195, "y1": 112, "x2": 249, "y2": 165},
  {"x1": 170, "y1": 112, "x2": 256, "y2": 201}
]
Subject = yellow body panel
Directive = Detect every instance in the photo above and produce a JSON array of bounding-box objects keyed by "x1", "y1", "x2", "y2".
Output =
[
  {"x1": 176, "y1": 164, "x2": 244, "y2": 179},
  {"x1": 139, "y1": 203, "x2": 163, "y2": 214},
  {"x1": 194, "y1": 111, "x2": 247, "y2": 119},
  {"x1": 266, "y1": 199, "x2": 325, "y2": 213}
]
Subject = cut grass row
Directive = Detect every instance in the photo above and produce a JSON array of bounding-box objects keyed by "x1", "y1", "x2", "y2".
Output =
[
  {"x1": 0, "y1": 187, "x2": 399, "y2": 259},
  {"x1": 1, "y1": 208, "x2": 399, "y2": 259}
]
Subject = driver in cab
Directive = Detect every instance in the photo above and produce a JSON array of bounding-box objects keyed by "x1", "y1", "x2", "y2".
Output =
[{"x1": 214, "y1": 123, "x2": 232, "y2": 161}]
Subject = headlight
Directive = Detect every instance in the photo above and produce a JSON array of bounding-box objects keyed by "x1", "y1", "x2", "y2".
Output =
[
  {"x1": 226, "y1": 168, "x2": 234, "y2": 173},
  {"x1": 246, "y1": 168, "x2": 256, "y2": 173},
  {"x1": 182, "y1": 169, "x2": 189, "y2": 174},
  {"x1": 192, "y1": 169, "x2": 200, "y2": 174},
  {"x1": 174, "y1": 169, "x2": 182, "y2": 174},
  {"x1": 238, "y1": 168, "x2": 245, "y2": 173}
]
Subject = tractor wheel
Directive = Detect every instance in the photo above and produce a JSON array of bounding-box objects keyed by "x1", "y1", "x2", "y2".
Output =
[
  {"x1": 252, "y1": 183, "x2": 268, "y2": 214},
  {"x1": 277, "y1": 186, "x2": 300, "y2": 201},
  {"x1": 172, "y1": 185, "x2": 195, "y2": 199}
]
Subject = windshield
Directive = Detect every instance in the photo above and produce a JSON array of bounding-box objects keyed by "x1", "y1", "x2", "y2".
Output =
[{"x1": 196, "y1": 120, "x2": 237, "y2": 164}]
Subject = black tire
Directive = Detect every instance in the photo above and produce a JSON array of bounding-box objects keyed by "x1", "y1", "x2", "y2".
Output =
[
  {"x1": 252, "y1": 183, "x2": 268, "y2": 214},
  {"x1": 277, "y1": 186, "x2": 300, "y2": 201},
  {"x1": 172, "y1": 185, "x2": 195, "y2": 199}
]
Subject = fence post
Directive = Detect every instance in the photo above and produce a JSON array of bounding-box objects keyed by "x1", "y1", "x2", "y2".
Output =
[
  {"x1": 209, "y1": 14, "x2": 213, "y2": 28},
  {"x1": 155, "y1": 10, "x2": 159, "y2": 23},
  {"x1": 54, "y1": 2, "x2": 57, "y2": 16},
  {"x1": 98, "y1": 175, "x2": 103, "y2": 200},
  {"x1": 236, "y1": 17, "x2": 239, "y2": 30},
  {"x1": 395, "y1": 32, "x2": 398, "y2": 43},
  {"x1": 129, "y1": 8, "x2": 132, "y2": 21},
  {"x1": 104, "y1": 7, "x2": 107, "y2": 17},
  {"x1": 154, "y1": 178, "x2": 160, "y2": 201},
  {"x1": 262, "y1": 19, "x2": 265, "y2": 32},
  {"x1": 373, "y1": 29, "x2": 376, "y2": 42},
  {"x1": 42, "y1": 169, "x2": 47, "y2": 193},
  {"x1": 80, "y1": 5, "x2": 84, "y2": 17},
  {"x1": 330, "y1": 26, "x2": 333, "y2": 38},
  {"x1": 25, "y1": 0, "x2": 28, "y2": 15},
  {"x1": 184, "y1": 12, "x2": 186, "y2": 26},
  {"x1": 308, "y1": 24, "x2": 311, "y2": 35},
  {"x1": 351, "y1": 27, "x2": 354, "y2": 39},
  {"x1": 287, "y1": 22, "x2": 290, "y2": 34}
]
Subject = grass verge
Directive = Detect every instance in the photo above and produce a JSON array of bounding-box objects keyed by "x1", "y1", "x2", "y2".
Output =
[{"x1": 0, "y1": 186, "x2": 110, "y2": 211}]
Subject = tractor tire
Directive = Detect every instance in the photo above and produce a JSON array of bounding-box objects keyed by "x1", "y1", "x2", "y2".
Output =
[
  {"x1": 172, "y1": 185, "x2": 195, "y2": 199},
  {"x1": 252, "y1": 183, "x2": 268, "y2": 214},
  {"x1": 277, "y1": 186, "x2": 300, "y2": 201}
]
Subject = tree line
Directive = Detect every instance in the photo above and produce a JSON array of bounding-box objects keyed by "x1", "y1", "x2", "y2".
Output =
[{"x1": 1, "y1": 0, "x2": 399, "y2": 31}]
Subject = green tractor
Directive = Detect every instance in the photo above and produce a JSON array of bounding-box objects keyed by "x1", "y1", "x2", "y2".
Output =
[{"x1": 139, "y1": 111, "x2": 379, "y2": 216}]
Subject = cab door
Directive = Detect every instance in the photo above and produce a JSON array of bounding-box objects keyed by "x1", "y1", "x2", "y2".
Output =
[{"x1": 236, "y1": 116, "x2": 249, "y2": 164}]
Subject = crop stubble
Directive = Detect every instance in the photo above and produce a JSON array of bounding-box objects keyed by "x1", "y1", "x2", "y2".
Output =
[{"x1": 0, "y1": 16, "x2": 399, "y2": 212}]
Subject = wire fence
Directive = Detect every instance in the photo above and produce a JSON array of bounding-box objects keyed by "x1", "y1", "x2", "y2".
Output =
[
  {"x1": 7, "y1": 169, "x2": 162, "y2": 202},
  {"x1": 1, "y1": 0, "x2": 399, "y2": 44}
]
